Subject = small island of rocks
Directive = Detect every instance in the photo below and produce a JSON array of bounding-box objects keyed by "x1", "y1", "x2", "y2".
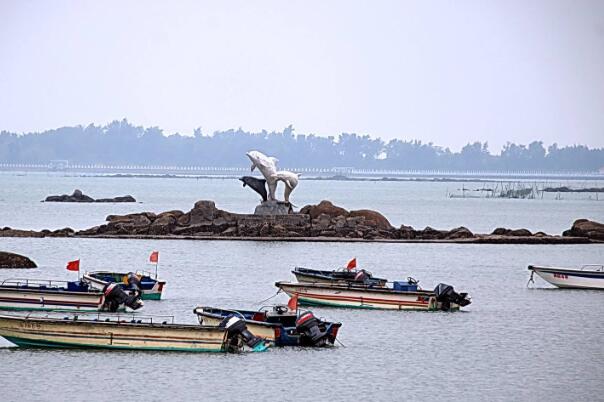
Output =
[
  {"x1": 43, "y1": 189, "x2": 136, "y2": 203},
  {"x1": 2, "y1": 199, "x2": 603, "y2": 244}
]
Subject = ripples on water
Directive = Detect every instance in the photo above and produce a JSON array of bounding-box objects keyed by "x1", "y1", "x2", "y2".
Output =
[
  {"x1": 0, "y1": 174, "x2": 603, "y2": 401},
  {"x1": 0, "y1": 238, "x2": 602, "y2": 401},
  {"x1": 0, "y1": 173, "x2": 603, "y2": 233}
]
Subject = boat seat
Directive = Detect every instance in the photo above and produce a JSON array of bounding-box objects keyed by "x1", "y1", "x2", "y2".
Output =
[{"x1": 252, "y1": 312, "x2": 267, "y2": 321}]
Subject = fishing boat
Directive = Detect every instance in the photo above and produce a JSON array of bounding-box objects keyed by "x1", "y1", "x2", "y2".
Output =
[
  {"x1": 0, "y1": 278, "x2": 143, "y2": 312},
  {"x1": 293, "y1": 267, "x2": 387, "y2": 287},
  {"x1": 275, "y1": 280, "x2": 471, "y2": 311},
  {"x1": 193, "y1": 305, "x2": 341, "y2": 347},
  {"x1": 83, "y1": 271, "x2": 166, "y2": 300},
  {"x1": 0, "y1": 312, "x2": 269, "y2": 352},
  {"x1": 528, "y1": 264, "x2": 604, "y2": 289}
]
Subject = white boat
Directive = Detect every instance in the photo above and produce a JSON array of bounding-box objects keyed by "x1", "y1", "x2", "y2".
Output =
[
  {"x1": 275, "y1": 281, "x2": 471, "y2": 311},
  {"x1": 528, "y1": 264, "x2": 604, "y2": 289}
]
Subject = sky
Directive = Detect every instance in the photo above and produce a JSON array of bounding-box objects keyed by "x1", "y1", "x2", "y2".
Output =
[{"x1": 1, "y1": 0, "x2": 603, "y2": 152}]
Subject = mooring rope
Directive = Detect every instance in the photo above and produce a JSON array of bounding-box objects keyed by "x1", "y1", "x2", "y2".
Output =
[
  {"x1": 253, "y1": 289, "x2": 283, "y2": 306},
  {"x1": 526, "y1": 271, "x2": 535, "y2": 288}
]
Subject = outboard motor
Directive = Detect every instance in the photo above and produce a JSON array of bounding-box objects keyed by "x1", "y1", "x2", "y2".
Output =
[
  {"x1": 295, "y1": 311, "x2": 330, "y2": 346},
  {"x1": 126, "y1": 272, "x2": 142, "y2": 296},
  {"x1": 102, "y1": 283, "x2": 144, "y2": 312},
  {"x1": 219, "y1": 316, "x2": 268, "y2": 352},
  {"x1": 433, "y1": 283, "x2": 471, "y2": 310}
]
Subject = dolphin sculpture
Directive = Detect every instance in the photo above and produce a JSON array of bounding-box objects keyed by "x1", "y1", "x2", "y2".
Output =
[
  {"x1": 246, "y1": 151, "x2": 279, "y2": 201},
  {"x1": 239, "y1": 176, "x2": 268, "y2": 202},
  {"x1": 245, "y1": 150, "x2": 299, "y2": 203},
  {"x1": 274, "y1": 171, "x2": 299, "y2": 204}
]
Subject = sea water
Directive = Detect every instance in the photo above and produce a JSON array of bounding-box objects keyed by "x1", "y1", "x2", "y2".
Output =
[{"x1": 0, "y1": 173, "x2": 602, "y2": 401}]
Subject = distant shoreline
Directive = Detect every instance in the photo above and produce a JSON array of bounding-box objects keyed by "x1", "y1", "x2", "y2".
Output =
[{"x1": 2, "y1": 170, "x2": 604, "y2": 183}]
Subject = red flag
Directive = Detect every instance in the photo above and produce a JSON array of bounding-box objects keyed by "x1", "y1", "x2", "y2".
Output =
[
  {"x1": 346, "y1": 257, "x2": 357, "y2": 271},
  {"x1": 149, "y1": 251, "x2": 159, "y2": 263},
  {"x1": 287, "y1": 294, "x2": 298, "y2": 311},
  {"x1": 66, "y1": 259, "x2": 80, "y2": 271}
]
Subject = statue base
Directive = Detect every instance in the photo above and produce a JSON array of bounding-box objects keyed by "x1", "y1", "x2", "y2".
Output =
[{"x1": 254, "y1": 200, "x2": 293, "y2": 215}]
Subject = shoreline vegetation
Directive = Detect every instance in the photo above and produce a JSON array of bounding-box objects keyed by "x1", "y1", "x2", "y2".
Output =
[
  {"x1": 2, "y1": 120, "x2": 603, "y2": 172},
  {"x1": 1, "y1": 199, "x2": 602, "y2": 244}
]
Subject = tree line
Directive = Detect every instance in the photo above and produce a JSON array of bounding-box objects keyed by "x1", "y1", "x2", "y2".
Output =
[{"x1": 1, "y1": 119, "x2": 602, "y2": 171}]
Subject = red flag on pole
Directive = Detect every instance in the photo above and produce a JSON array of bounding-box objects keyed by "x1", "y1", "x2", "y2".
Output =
[
  {"x1": 149, "y1": 251, "x2": 159, "y2": 263},
  {"x1": 66, "y1": 259, "x2": 80, "y2": 271},
  {"x1": 287, "y1": 294, "x2": 298, "y2": 311},
  {"x1": 346, "y1": 257, "x2": 357, "y2": 271}
]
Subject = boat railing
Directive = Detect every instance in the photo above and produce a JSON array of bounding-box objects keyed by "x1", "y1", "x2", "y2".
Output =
[
  {"x1": 136, "y1": 270, "x2": 159, "y2": 279},
  {"x1": 581, "y1": 264, "x2": 604, "y2": 272},
  {"x1": 1, "y1": 278, "x2": 71, "y2": 288},
  {"x1": 23, "y1": 310, "x2": 175, "y2": 325}
]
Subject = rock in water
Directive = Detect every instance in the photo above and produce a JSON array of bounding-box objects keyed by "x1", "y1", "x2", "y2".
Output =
[
  {"x1": 44, "y1": 189, "x2": 136, "y2": 203},
  {"x1": 299, "y1": 200, "x2": 348, "y2": 219},
  {"x1": 563, "y1": 219, "x2": 604, "y2": 241},
  {"x1": 0, "y1": 251, "x2": 37, "y2": 268}
]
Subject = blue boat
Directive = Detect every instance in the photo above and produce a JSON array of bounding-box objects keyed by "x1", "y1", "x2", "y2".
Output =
[
  {"x1": 193, "y1": 305, "x2": 341, "y2": 347},
  {"x1": 83, "y1": 271, "x2": 166, "y2": 300}
]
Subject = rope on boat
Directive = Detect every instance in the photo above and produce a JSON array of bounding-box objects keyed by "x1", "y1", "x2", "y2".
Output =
[
  {"x1": 527, "y1": 271, "x2": 535, "y2": 288},
  {"x1": 335, "y1": 338, "x2": 347, "y2": 348},
  {"x1": 253, "y1": 289, "x2": 283, "y2": 306}
]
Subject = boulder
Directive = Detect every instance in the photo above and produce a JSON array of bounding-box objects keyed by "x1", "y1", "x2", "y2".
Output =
[
  {"x1": 399, "y1": 225, "x2": 416, "y2": 239},
  {"x1": 190, "y1": 200, "x2": 218, "y2": 224},
  {"x1": 563, "y1": 219, "x2": 604, "y2": 241},
  {"x1": 417, "y1": 226, "x2": 447, "y2": 240},
  {"x1": 300, "y1": 200, "x2": 348, "y2": 219},
  {"x1": 148, "y1": 214, "x2": 177, "y2": 235},
  {"x1": 349, "y1": 209, "x2": 393, "y2": 230},
  {"x1": 44, "y1": 189, "x2": 95, "y2": 202},
  {"x1": 508, "y1": 228, "x2": 532, "y2": 237},
  {"x1": 95, "y1": 195, "x2": 137, "y2": 203},
  {"x1": 447, "y1": 226, "x2": 474, "y2": 239},
  {"x1": 49, "y1": 227, "x2": 75, "y2": 237},
  {"x1": 491, "y1": 228, "x2": 511, "y2": 236},
  {"x1": 0, "y1": 251, "x2": 37, "y2": 268}
]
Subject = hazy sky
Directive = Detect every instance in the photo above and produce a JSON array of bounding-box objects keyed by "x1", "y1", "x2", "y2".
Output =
[{"x1": 1, "y1": 0, "x2": 603, "y2": 152}]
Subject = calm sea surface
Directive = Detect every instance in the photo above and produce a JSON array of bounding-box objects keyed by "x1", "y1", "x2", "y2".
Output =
[{"x1": 0, "y1": 173, "x2": 603, "y2": 401}]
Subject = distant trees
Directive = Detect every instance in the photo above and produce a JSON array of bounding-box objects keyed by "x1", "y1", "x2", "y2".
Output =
[{"x1": 0, "y1": 120, "x2": 602, "y2": 171}]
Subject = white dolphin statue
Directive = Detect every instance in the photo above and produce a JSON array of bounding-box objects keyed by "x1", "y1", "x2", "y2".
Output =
[{"x1": 246, "y1": 150, "x2": 299, "y2": 203}]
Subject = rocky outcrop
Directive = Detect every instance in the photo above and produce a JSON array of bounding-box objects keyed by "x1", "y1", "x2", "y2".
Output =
[
  {"x1": 0, "y1": 201, "x2": 600, "y2": 244},
  {"x1": 44, "y1": 189, "x2": 136, "y2": 203},
  {"x1": 0, "y1": 251, "x2": 37, "y2": 268},
  {"x1": 563, "y1": 219, "x2": 604, "y2": 241}
]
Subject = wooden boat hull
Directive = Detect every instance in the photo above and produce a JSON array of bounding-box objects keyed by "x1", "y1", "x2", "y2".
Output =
[
  {"x1": 275, "y1": 281, "x2": 457, "y2": 311},
  {"x1": 83, "y1": 272, "x2": 165, "y2": 300},
  {"x1": 528, "y1": 265, "x2": 604, "y2": 290},
  {"x1": 0, "y1": 287, "x2": 104, "y2": 312},
  {"x1": 0, "y1": 314, "x2": 233, "y2": 352},
  {"x1": 196, "y1": 313, "x2": 278, "y2": 343}
]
